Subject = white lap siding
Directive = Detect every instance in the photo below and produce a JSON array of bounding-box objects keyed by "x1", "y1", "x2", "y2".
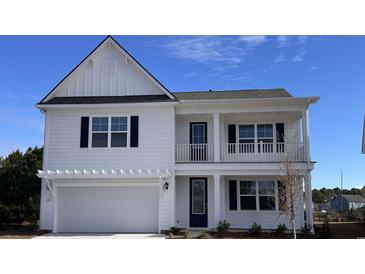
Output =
[
  {"x1": 40, "y1": 105, "x2": 174, "y2": 231},
  {"x1": 224, "y1": 177, "x2": 305, "y2": 230}
]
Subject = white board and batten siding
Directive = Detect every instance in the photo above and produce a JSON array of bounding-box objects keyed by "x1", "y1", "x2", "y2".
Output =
[{"x1": 55, "y1": 44, "x2": 163, "y2": 98}]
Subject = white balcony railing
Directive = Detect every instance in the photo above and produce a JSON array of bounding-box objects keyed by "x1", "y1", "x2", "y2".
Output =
[
  {"x1": 175, "y1": 142, "x2": 305, "y2": 163},
  {"x1": 175, "y1": 144, "x2": 214, "y2": 162},
  {"x1": 220, "y1": 142, "x2": 305, "y2": 162}
]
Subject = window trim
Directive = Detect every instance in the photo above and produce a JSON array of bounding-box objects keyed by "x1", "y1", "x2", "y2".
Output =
[
  {"x1": 88, "y1": 115, "x2": 132, "y2": 149},
  {"x1": 238, "y1": 123, "x2": 276, "y2": 143},
  {"x1": 229, "y1": 178, "x2": 280, "y2": 212},
  {"x1": 239, "y1": 180, "x2": 257, "y2": 211},
  {"x1": 258, "y1": 180, "x2": 277, "y2": 211},
  {"x1": 110, "y1": 116, "x2": 128, "y2": 148},
  {"x1": 237, "y1": 123, "x2": 278, "y2": 153},
  {"x1": 90, "y1": 115, "x2": 109, "y2": 148}
]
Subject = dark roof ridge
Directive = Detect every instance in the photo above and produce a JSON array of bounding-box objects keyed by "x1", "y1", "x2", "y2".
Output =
[{"x1": 173, "y1": 88, "x2": 288, "y2": 94}]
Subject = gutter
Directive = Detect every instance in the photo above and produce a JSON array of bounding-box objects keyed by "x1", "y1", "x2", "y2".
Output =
[
  {"x1": 35, "y1": 101, "x2": 179, "y2": 110},
  {"x1": 177, "y1": 96, "x2": 320, "y2": 105}
]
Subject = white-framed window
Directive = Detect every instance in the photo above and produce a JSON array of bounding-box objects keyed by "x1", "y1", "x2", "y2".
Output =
[
  {"x1": 238, "y1": 180, "x2": 278, "y2": 211},
  {"x1": 91, "y1": 117, "x2": 109, "y2": 147},
  {"x1": 239, "y1": 181, "x2": 257, "y2": 210},
  {"x1": 237, "y1": 123, "x2": 275, "y2": 153},
  {"x1": 258, "y1": 180, "x2": 276, "y2": 210},
  {"x1": 111, "y1": 116, "x2": 128, "y2": 147},
  {"x1": 238, "y1": 125, "x2": 255, "y2": 153},
  {"x1": 91, "y1": 116, "x2": 129, "y2": 148}
]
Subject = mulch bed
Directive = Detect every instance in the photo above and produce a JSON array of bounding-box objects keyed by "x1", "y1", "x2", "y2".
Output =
[
  {"x1": 313, "y1": 222, "x2": 365, "y2": 239},
  {"x1": 0, "y1": 226, "x2": 49, "y2": 239},
  {"x1": 167, "y1": 231, "x2": 313, "y2": 239}
]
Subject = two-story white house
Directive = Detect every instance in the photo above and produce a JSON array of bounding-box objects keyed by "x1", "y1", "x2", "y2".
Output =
[{"x1": 36, "y1": 36, "x2": 319, "y2": 233}]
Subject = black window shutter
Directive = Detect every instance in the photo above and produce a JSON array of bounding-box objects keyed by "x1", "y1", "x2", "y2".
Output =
[
  {"x1": 130, "y1": 116, "x2": 139, "y2": 147},
  {"x1": 80, "y1": 117, "x2": 89, "y2": 148},
  {"x1": 228, "y1": 124, "x2": 236, "y2": 153},
  {"x1": 229, "y1": 180, "x2": 238, "y2": 210},
  {"x1": 276, "y1": 123, "x2": 285, "y2": 142}
]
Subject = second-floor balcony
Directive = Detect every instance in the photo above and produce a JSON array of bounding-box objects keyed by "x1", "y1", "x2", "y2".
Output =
[
  {"x1": 175, "y1": 142, "x2": 305, "y2": 163},
  {"x1": 175, "y1": 104, "x2": 312, "y2": 164}
]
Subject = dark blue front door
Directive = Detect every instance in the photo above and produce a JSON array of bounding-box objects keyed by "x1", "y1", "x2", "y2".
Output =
[{"x1": 190, "y1": 178, "x2": 208, "y2": 227}]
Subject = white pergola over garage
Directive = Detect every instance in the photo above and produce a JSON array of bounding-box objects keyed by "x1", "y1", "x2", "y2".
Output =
[{"x1": 37, "y1": 169, "x2": 171, "y2": 233}]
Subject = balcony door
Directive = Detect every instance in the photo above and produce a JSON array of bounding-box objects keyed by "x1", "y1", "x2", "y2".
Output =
[{"x1": 190, "y1": 122, "x2": 207, "y2": 161}]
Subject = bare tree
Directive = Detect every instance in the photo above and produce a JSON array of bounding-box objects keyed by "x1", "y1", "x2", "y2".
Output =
[{"x1": 277, "y1": 144, "x2": 303, "y2": 239}]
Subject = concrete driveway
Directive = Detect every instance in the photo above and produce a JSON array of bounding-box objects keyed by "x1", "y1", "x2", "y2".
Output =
[{"x1": 33, "y1": 233, "x2": 166, "y2": 239}]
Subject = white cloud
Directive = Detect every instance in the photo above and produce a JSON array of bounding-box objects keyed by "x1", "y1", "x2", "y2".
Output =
[
  {"x1": 184, "y1": 71, "x2": 199, "y2": 78},
  {"x1": 276, "y1": 35, "x2": 289, "y2": 48},
  {"x1": 239, "y1": 35, "x2": 267, "y2": 47},
  {"x1": 292, "y1": 55, "x2": 303, "y2": 62},
  {"x1": 310, "y1": 66, "x2": 318, "y2": 70},
  {"x1": 292, "y1": 50, "x2": 306, "y2": 62},
  {"x1": 222, "y1": 74, "x2": 252, "y2": 82},
  {"x1": 296, "y1": 36, "x2": 309, "y2": 45},
  {"x1": 164, "y1": 36, "x2": 267, "y2": 65},
  {"x1": 274, "y1": 53, "x2": 286, "y2": 63}
]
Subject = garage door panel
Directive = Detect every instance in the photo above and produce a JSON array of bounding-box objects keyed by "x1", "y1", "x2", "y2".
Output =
[{"x1": 57, "y1": 186, "x2": 159, "y2": 233}]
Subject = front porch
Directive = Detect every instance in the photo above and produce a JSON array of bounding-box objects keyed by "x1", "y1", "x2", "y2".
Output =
[{"x1": 174, "y1": 173, "x2": 313, "y2": 231}]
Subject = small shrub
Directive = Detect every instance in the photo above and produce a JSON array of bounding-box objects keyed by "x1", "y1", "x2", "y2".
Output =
[
  {"x1": 249, "y1": 222, "x2": 262, "y2": 237},
  {"x1": 275, "y1": 223, "x2": 287, "y2": 235},
  {"x1": 216, "y1": 219, "x2": 231, "y2": 238},
  {"x1": 300, "y1": 223, "x2": 312, "y2": 235}
]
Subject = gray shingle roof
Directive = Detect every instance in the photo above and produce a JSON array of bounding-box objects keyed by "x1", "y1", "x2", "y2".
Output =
[
  {"x1": 341, "y1": 194, "x2": 365, "y2": 203},
  {"x1": 172, "y1": 88, "x2": 292, "y2": 100},
  {"x1": 38, "y1": 89, "x2": 294, "y2": 105},
  {"x1": 38, "y1": 95, "x2": 176, "y2": 105}
]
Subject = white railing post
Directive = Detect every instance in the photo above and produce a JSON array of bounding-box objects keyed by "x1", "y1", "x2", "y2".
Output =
[
  {"x1": 213, "y1": 113, "x2": 220, "y2": 162},
  {"x1": 176, "y1": 142, "x2": 304, "y2": 163}
]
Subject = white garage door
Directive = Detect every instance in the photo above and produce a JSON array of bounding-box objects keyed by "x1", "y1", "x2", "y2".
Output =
[{"x1": 57, "y1": 186, "x2": 159, "y2": 233}]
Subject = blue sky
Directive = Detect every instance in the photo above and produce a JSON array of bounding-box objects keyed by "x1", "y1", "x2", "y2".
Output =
[{"x1": 0, "y1": 35, "x2": 364, "y2": 189}]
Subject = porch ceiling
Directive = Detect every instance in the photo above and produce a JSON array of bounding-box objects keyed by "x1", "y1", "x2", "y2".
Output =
[{"x1": 175, "y1": 162, "x2": 314, "y2": 176}]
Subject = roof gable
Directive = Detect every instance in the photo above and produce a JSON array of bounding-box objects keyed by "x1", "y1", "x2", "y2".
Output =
[{"x1": 40, "y1": 36, "x2": 175, "y2": 103}]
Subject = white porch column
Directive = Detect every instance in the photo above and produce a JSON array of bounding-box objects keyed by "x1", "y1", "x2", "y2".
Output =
[
  {"x1": 52, "y1": 185, "x2": 58, "y2": 233},
  {"x1": 170, "y1": 175, "x2": 176, "y2": 228},
  {"x1": 213, "y1": 112, "x2": 220, "y2": 162},
  {"x1": 213, "y1": 175, "x2": 221, "y2": 227},
  {"x1": 304, "y1": 173, "x2": 314, "y2": 233},
  {"x1": 302, "y1": 107, "x2": 311, "y2": 162}
]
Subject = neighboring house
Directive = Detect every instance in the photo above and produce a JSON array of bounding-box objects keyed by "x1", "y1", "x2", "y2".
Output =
[
  {"x1": 36, "y1": 36, "x2": 319, "y2": 233},
  {"x1": 314, "y1": 201, "x2": 331, "y2": 212},
  {"x1": 330, "y1": 194, "x2": 365, "y2": 213}
]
